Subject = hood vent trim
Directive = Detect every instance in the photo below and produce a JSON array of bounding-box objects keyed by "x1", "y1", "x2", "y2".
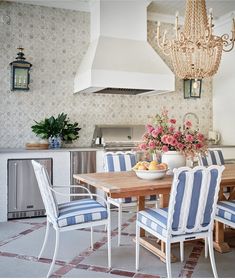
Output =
[{"x1": 93, "y1": 87, "x2": 154, "y2": 95}]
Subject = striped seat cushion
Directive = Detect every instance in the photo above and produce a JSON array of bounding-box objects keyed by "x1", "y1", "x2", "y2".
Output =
[
  {"x1": 113, "y1": 195, "x2": 158, "y2": 204},
  {"x1": 216, "y1": 200, "x2": 235, "y2": 224},
  {"x1": 138, "y1": 208, "x2": 168, "y2": 237},
  {"x1": 138, "y1": 207, "x2": 208, "y2": 238},
  {"x1": 57, "y1": 199, "x2": 108, "y2": 228}
]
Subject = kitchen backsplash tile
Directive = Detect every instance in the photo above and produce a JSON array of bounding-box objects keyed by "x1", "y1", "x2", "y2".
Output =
[{"x1": 0, "y1": 2, "x2": 212, "y2": 148}]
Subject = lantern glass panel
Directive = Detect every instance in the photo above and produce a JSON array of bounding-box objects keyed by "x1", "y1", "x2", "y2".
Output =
[
  {"x1": 184, "y1": 79, "x2": 202, "y2": 99},
  {"x1": 14, "y1": 68, "x2": 28, "y2": 89}
]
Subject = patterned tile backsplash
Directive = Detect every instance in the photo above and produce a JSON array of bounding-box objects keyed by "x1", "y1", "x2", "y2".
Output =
[{"x1": 0, "y1": 2, "x2": 212, "y2": 148}]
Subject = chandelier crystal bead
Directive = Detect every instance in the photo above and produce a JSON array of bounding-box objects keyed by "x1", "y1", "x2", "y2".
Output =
[{"x1": 156, "y1": 0, "x2": 235, "y2": 80}]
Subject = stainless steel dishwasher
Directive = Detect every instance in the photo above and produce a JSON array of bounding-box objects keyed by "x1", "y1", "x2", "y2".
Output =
[
  {"x1": 8, "y1": 158, "x2": 53, "y2": 219},
  {"x1": 70, "y1": 151, "x2": 96, "y2": 200}
]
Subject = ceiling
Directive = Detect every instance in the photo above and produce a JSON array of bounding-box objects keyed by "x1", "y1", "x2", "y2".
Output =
[
  {"x1": 5, "y1": 0, "x2": 235, "y2": 19},
  {"x1": 149, "y1": 0, "x2": 235, "y2": 20}
]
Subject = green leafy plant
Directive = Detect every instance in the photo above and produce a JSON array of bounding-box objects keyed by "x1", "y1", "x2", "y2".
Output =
[{"x1": 31, "y1": 113, "x2": 81, "y2": 142}]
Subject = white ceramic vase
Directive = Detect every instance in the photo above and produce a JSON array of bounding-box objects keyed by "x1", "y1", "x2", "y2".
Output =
[
  {"x1": 49, "y1": 136, "x2": 62, "y2": 149},
  {"x1": 161, "y1": 151, "x2": 186, "y2": 175}
]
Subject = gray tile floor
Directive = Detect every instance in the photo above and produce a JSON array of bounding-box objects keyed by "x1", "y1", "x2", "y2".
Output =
[{"x1": 0, "y1": 210, "x2": 235, "y2": 278}]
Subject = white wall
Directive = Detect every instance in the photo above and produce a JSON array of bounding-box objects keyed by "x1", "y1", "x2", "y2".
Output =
[{"x1": 213, "y1": 19, "x2": 235, "y2": 144}]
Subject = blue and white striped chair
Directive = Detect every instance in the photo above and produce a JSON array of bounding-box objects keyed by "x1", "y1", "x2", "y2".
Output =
[
  {"x1": 136, "y1": 165, "x2": 225, "y2": 278},
  {"x1": 215, "y1": 199, "x2": 235, "y2": 269},
  {"x1": 198, "y1": 148, "x2": 230, "y2": 194},
  {"x1": 215, "y1": 200, "x2": 235, "y2": 228},
  {"x1": 32, "y1": 160, "x2": 111, "y2": 278},
  {"x1": 198, "y1": 149, "x2": 225, "y2": 166},
  {"x1": 104, "y1": 151, "x2": 158, "y2": 246}
]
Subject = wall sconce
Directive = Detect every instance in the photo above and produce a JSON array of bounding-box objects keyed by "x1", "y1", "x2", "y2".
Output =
[
  {"x1": 10, "y1": 47, "x2": 32, "y2": 91},
  {"x1": 184, "y1": 79, "x2": 202, "y2": 99}
]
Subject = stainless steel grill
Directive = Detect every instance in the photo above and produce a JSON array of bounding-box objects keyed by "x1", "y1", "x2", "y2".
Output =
[{"x1": 92, "y1": 124, "x2": 145, "y2": 152}]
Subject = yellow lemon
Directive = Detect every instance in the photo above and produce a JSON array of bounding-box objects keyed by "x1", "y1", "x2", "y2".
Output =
[
  {"x1": 133, "y1": 162, "x2": 142, "y2": 169},
  {"x1": 148, "y1": 163, "x2": 158, "y2": 170},
  {"x1": 138, "y1": 164, "x2": 148, "y2": 170}
]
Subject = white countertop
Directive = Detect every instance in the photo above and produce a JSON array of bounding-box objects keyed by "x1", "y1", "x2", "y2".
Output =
[
  {"x1": 0, "y1": 147, "x2": 104, "y2": 154},
  {"x1": 209, "y1": 145, "x2": 235, "y2": 148},
  {"x1": 1, "y1": 145, "x2": 235, "y2": 154}
]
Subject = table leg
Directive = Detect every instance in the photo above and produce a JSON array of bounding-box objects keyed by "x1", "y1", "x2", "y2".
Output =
[
  {"x1": 159, "y1": 193, "x2": 170, "y2": 208},
  {"x1": 213, "y1": 188, "x2": 231, "y2": 253},
  {"x1": 229, "y1": 186, "x2": 235, "y2": 200},
  {"x1": 214, "y1": 221, "x2": 230, "y2": 253},
  {"x1": 138, "y1": 196, "x2": 145, "y2": 237}
]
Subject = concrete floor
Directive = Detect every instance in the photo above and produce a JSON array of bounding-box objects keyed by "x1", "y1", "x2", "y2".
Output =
[{"x1": 0, "y1": 210, "x2": 235, "y2": 278}]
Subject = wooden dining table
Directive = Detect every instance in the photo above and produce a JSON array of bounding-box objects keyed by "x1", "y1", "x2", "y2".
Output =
[{"x1": 73, "y1": 163, "x2": 235, "y2": 262}]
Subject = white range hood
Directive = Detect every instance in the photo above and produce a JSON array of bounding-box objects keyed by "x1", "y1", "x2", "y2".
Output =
[{"x1": 74, "y1": 0, "x2": 175, "y2": 95}]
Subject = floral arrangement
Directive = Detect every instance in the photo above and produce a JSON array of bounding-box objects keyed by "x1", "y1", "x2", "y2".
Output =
[{"x1": 139, "y1": 109, "x2": 207, "y2": 158}]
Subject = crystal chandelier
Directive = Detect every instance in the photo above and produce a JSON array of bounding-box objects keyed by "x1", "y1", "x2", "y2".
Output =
[{"x1": 156, "y1": 0, "x2": 235, "y2": 80}]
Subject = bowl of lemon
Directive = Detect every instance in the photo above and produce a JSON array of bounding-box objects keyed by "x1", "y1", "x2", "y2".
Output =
[{"x1": 132, "y1": 160, "x2": 168, "y2": 180}]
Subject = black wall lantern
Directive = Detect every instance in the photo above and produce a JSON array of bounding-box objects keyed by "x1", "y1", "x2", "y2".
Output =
[
  {"x1": 184, "y1": 79, "x2": 202, "y2": 99},
  {"x1": 10, "y1": 47, "x2": 32, "y2": 91}
]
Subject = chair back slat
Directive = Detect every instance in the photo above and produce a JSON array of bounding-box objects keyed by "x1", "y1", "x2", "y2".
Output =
[
  {"x1": 198, "y1": 149, "x2": 225, "y2": 166},
  {"x1": 32, "y1": 160, "x2": 58, "y2": 224},
  {"x1": 167, "y1": 165, "x2": 224, "y2": 236},
  {"x1": 191, "y1": 170, "x2": 211, "y2": 231},
  {"x1": 202, "y1": 169, "x2": 220, "y2": 226},
  {"x1": 104, "y1": 151, "x2": 136, "y2": 172}
]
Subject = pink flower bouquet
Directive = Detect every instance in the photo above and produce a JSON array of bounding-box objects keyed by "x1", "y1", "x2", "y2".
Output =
[{"x1": 139, "y1": 110, "x2": 207, "y2": 158}]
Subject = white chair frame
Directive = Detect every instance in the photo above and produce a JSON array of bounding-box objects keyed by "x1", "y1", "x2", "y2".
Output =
[
  {"x1": 104, "y1": 151, "x2": 158, "y2": 246},
  {"x1": 32, "y1": 160, "x2": 111, "y2": 278},
  {"x1": 136, "y1": 165, "x2": 225, "y2": 278}
]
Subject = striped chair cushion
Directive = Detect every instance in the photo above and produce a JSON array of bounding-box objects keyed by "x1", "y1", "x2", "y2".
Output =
[
  {"x1": 138, "y1": 208, "x2": 168, "y2": 237},
  {"x1": 138, "y1": 207, "x2": 208, "y2": 238},
  {"x1": 199, "y1": 150, "x2": 224, "y2": 166},
  {"x1": 216, "y1": 200, "x2": 235, "y2": 224},
  {"x1": 105, "y1": 153, "x2": 136, "y2": 172},
  {"x1": 138, "y1": 169, "x2": 219, "y2": 236},
  {"x1": 57, "y1": 199, "x2": 108, "y2": 228},
  {"x1": 113, "y1": 195, "x2": 157, "y2": 204},
  {"x1": 171, "y1": 169, "x2": 219, "y2": 232}
]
